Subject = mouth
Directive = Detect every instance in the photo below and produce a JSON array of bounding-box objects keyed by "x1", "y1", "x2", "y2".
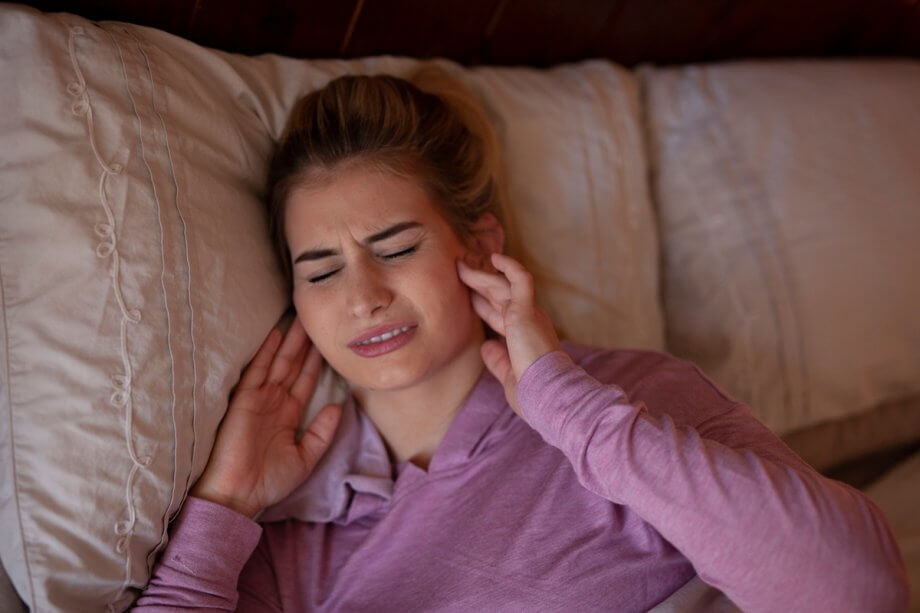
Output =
[
  {"x1": 348, "y1": 321, "x2": 418, "y2": 347},
  {"x1": 348, "y1": 323, "x2": 418, "y2": 358},
  {"x1": 350, "y1": 324, "x2": 413, "y2": 346}
]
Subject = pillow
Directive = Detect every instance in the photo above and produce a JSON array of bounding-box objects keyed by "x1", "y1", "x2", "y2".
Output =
[
  {"x1": 165, "y1": 37, "x2": 665, "y2": 352},
  {"x1": 0, "y1": 7, "x2": 289, "y2": 611},
  {"x1": 639, "y1": 59, "x2": 920, "y2": 469},
  {"x1": 0, "y1": 5, "x2": 663, "y2": 610},
  {"x1": 466, "y1": 62, "x2": 663, "y2": 350}
]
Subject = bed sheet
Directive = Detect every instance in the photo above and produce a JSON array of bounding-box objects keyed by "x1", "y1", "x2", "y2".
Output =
[{"x1": 864, "y1": 449, "x2": 920, "y2": 611}]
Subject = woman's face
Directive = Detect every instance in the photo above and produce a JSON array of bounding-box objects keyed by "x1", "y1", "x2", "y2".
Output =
[{"x1": 285, "y1": 164, "x2": 486, "y2": 393}]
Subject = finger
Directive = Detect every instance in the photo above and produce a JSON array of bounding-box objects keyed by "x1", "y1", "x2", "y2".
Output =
[
  {"x1": 290, "y1": 344, "x2": 324, "y2": 406},
  {"x1": 238, "y1": 327, "x2": 283, "y2": 390},
  {"x1": 457, "y1": 259, "x2": 512, "y2": 307},
  {"x1": 289, "y1": 345, "x2": 324, "y2": 408},
  {"x1": 281, "y1": 341, "x2": 309, "y2": 390},
  {"x1": 457, "y1": 257, "x2": 507, "y2": 292},
  {"x1": 298, "y1": 403, "x2": 343, "y2": 468},
  {"x1": 262, "y1": 381, "x2": 285, "y2": 411},
  {"x1": 480, "y1": 340, "x2": 514, "y2": 388},
  {"x1": 267, "y1": 318, "x2": 308, "y2": 384},
  {"x1": 471, "y1": 292, "x2": 505, "y2": 336},
  {"x1": 480, "y1": 340, "x2": 522, "y2": 416},
  {"x1": 490, "y1": 253, "x2": 535, "y2": 304}
]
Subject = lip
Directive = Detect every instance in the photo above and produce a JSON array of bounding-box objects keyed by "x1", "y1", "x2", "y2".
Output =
[
  {"x1": 348, "y1": 321, "x2": 417, "y2": 347},
  {"x1": 348, "y1": 322, "x2": 418, "y2": 358}
]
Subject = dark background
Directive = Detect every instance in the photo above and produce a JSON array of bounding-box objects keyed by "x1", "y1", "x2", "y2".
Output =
[{"x1": 19, "y1": 0, "x2": 920, "y2": 66}]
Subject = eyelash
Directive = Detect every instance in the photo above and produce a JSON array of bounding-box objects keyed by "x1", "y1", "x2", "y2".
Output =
[{"x1": 307, "y1": 246, "x2": 418, "y2": 284}]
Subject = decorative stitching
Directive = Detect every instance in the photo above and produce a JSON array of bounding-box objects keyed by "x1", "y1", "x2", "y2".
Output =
[
  {"x1": 127, "y1": 26, "x2": 199, "y2": 528},
  {"x1": 107, "y1": 26, "x2": 202, "y2": 609},
  {"x1": 66, "y1": 24, "x2": 150, "y2": 613},
  {"x1": 109, "y1": 30, "x2": 183, "y2": 600}
]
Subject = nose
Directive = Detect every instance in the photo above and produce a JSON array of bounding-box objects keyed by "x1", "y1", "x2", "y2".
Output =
[{"x1": 346, "y1": 260, "x2": 394, "y2": 319}]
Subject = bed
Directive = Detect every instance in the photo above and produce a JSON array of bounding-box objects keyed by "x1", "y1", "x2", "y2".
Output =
[{"x1": 2, "y1": 1, "x2": 919, "y2": 610}]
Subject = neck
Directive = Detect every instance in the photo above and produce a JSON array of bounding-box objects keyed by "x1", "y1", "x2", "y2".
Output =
[{"x1": 352, "y1": 339, "x2": 485, "y2": 472}]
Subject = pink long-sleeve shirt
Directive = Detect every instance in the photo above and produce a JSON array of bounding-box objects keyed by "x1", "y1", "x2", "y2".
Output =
[{"x1": 134, "y1": 342, "x2": 908, "y2": 611}]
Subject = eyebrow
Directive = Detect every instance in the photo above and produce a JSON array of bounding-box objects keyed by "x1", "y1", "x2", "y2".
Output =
[{"x1": 293, "y1": 221, "x2": 422, "y2": 264}]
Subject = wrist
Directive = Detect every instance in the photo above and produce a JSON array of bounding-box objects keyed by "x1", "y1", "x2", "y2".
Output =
[
  {"x1": 189, "y1": 484, "x2": 260, "y2": 519},
  {"x1": 516, "y1": 350, "x2": 575, "y2": 423}
]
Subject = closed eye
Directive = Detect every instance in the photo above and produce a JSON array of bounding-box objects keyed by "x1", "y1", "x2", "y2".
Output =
[
  {"x1": 308, "y1": 269, "x2": 341, "y2": 284},
  {"x1": 383, "y1": 246, "x2": 417, "y2": 260},
  {"x1": 307, "y1": 246, "x2": 417, "y2": 284}
]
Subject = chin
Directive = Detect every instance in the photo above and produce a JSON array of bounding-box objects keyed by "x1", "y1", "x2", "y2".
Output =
[
  {"x1": 337, "y1": 326, "x2": 481, "y2": 392},
  {"x1": 356, "y1": 365, "x2": 430, "y2": 392},
  {"x1": 340, "y1": 353, "x2": 430, "y2": 391}
]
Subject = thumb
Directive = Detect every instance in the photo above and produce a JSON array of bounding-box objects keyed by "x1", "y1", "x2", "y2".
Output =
[
  {"x1": 481, "y1": 340, "x2": 520, "y2": 414},
  {"x1": 297, "y1": 403, "x2": 342, "y2": 470}
]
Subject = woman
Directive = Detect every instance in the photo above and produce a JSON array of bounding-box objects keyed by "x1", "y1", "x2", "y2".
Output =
[{"x1": 135, "y1": 71, "x2": 908, "y2": 611}]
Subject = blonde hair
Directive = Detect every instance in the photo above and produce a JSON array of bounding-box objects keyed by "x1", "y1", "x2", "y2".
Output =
[{"x1": 266, "y1": 65, "x2": 523, "y2": 285}]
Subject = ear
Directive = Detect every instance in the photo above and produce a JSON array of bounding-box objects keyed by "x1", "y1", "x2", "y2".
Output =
[{"x1": 468, "y1": 212, "x2": 505, "y2": 257}]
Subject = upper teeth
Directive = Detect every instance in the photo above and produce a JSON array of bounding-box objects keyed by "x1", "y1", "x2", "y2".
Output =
[{"x1": 357, "y1": 326, "x2": 411, "y2": 345}]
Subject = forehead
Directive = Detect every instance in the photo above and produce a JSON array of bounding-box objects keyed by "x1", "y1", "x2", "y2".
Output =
[{"x1": 285, "y1": 165, "x2": 443, "y2": 238}]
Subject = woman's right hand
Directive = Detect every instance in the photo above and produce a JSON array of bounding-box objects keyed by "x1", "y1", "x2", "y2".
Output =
[{"x1": 190, "y1": 318, "x2": 343, "y2": 519}]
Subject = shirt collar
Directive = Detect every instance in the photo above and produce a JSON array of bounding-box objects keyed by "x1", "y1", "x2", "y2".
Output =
[
  {"x1": 418, "y1": 365, "x2": 510, "y2": 473},
  {"x1": 259, "y1": 365, "x2": 512, "y2": 525}
]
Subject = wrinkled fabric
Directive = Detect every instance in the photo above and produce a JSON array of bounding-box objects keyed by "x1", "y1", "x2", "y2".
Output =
[
  {"x1": 135, "y1": 342, "x2": 908, "y2": 612},
  {"x1": 2, "y1": 7, "x2": 663, "y2": 609}
]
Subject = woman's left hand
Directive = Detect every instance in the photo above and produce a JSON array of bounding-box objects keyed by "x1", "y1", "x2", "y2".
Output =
[{"x1": 457, "y1": 252, "x2": 561, "y2": 416}]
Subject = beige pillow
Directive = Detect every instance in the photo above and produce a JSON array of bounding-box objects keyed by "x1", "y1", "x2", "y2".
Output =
[
  {"x1": 1, "y1": 5, "x2": 662, "y2": 611},
  {"x1": 166, "y1": 43, "x2": 665, "y2": 352},
  {"x1": 640, "y1": 59, "x2": 920, "y2": 464},
  {"x1": 0, "y1": 7, "x2": 288, "y2": 612}
]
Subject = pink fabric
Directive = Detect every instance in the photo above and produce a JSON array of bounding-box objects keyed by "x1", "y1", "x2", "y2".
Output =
[{"x1": 134, "y1": 342, "x2": 908, "y2": 612}]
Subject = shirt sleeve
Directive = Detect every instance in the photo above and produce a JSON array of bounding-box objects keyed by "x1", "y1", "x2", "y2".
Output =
[
  {"x1": 516, "y1": 350, "x2": 909, "y2": 613},
  {"x1": 132, "y1": 496, "x2": 282, "y2": 611}
]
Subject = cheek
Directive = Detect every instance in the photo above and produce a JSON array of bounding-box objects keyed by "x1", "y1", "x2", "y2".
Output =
[
  {"x1": 416, "y1": 252, "x2": 473, "y2": 318},
  {"x1": 293, "y1": 292, "x2": 333, "y2": 349}
]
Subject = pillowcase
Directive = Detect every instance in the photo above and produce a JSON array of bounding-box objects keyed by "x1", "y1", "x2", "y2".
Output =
[
  {"x1": 0, "y1": 5, "x2": 663, "y2": 610},
  {"x1": 0, "y1": 7, "x2": 289, "y2": 611},
  {"x1": 166, "y1": 38, "x2": 665, "y2": 353},
  {"x1": 639, "y1": 59, "x2": 920, "y2": 468}
]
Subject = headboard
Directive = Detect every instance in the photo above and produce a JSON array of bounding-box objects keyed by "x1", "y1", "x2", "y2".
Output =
[{"x1": 19, "y1": 0, "x2": 920, "y2": 65}]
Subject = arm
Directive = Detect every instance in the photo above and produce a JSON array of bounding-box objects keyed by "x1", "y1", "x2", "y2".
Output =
[
  {"x1": 458, "y1": 251, "x2": 908, "y2": 611},
  {"x1": 517, "y1": 350, "x2": 909, "y2": 613},
  {"x1": 132, "y1": 497, "x2": 281, "y2": 611},
  {"x1": 134, "y1": 320, "x2": 342, "y2": 610}
]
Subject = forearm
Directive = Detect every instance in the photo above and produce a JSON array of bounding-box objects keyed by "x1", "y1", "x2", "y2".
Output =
[
  {"x1": 133, "y1": 497, "x2": 269, "y2": 611},
  {"x1": 518, "y1": 351, "x2": 909, "y2": 612}
]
